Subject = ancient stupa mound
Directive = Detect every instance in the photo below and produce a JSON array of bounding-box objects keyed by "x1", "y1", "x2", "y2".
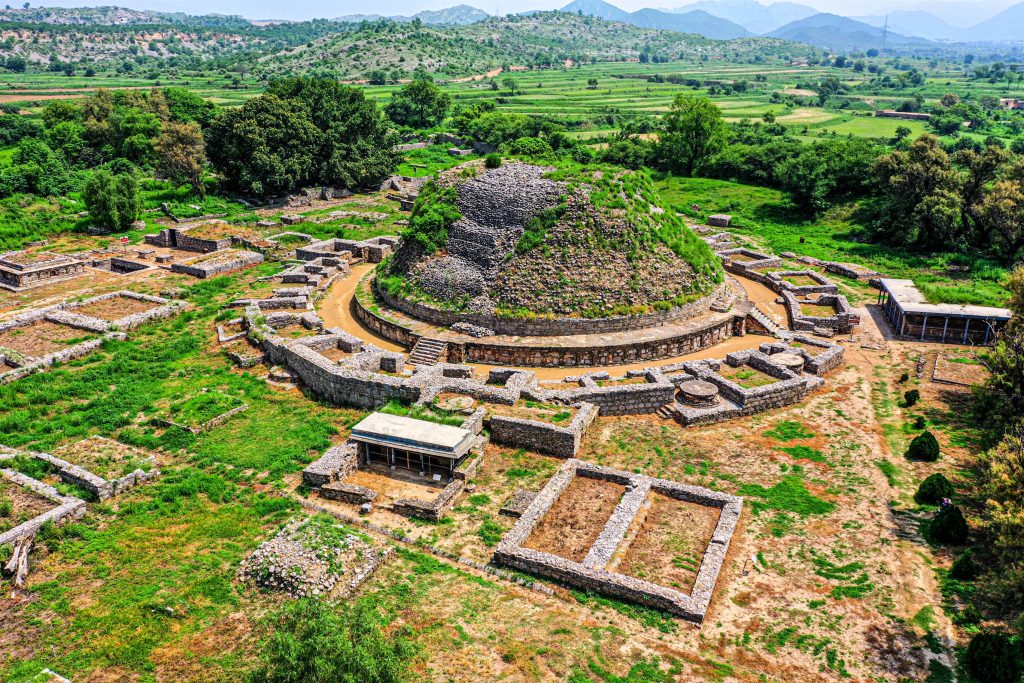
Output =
[{"x1": 382, "y1": 161, "x2": 722, "y2": 319}]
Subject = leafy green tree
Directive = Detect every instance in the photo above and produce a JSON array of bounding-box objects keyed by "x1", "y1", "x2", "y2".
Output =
[
  {"x1": 162, "y1": 87, "x2": 217, "y2": 127},
  {"x1": 266, "y1": 78, "x2": 399, "y2": 190},
  {"x1": 929, "y1": 505, "x2": 969, "y2": 544},
  {"x1": 656, "y1": 95, "x2": 727, "y2": 177},
  {"x1": 249, "y1": 598, "x2": 415, "y2": 683},
  {"x1": 384, "y1": 78, "x2": 451, "y2": 129},
  {"x1": 915, "y1": 473, "x2": 955, "y2": 504},
  {"x1": 206, "y1": 94, "x2": 319, "y2": 196},
  {"x1": 156, "y1": 121, "x2": 206, "y2": 196},
  {"x1": 83, "y1": 170, "x2": 141, "y2": 230}
]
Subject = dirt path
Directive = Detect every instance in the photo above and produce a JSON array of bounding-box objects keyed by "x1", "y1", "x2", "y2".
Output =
[{"x1": 316, "y1": 267, "x2": 789, "y2": 379}]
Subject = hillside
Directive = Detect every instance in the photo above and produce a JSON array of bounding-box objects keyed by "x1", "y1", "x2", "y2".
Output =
[
  {"x1": 964, "y1": 2, "x2": 1024, "y2": 42},
  {"x1": 768, "y1": 13, "x2": 929, "y2": 51},
  {"x1": 257, "y1": 13, "x2": 796, "y2": 80},
  {"x1": 854, "y1": 11, "x2": 960, "y2": 41},
  {"x1": 671, "y1": 0, "x2": 816, "y2": 34},
  {"x1": 335, "y1": 5, "x2": 490, "y2": 26},
  {"x1": 561, "y1": 0, "x2": 750, "y2": 40},
  {"x1": 0, "y1": 6, "x2": 251, "y2": 27}
]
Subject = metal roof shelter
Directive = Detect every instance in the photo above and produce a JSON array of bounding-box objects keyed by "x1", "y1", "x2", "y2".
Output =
[
  {"x1": 877, "y1": 279, "x2": 1012, "y2": 344},
  {"x1": 350, "y1": 412, "x2": 475, "y2": 478}
]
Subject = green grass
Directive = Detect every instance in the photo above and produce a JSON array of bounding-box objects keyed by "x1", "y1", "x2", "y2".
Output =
[
  {"x1": 764, "y1": 421, "x2": 815, "y2": 442},
  {"x1": 776, "y1": 445, "x2": 826, "y2": 463},
  {"x1": 570, "y1": 589, "x2": 677, "y2": 634},
  {"x1": 738, "y1": 475, "x2": 836, "y2": 518},
  {"x1": 654, "y1": 175, "x2": 1010, "y2": 307}
]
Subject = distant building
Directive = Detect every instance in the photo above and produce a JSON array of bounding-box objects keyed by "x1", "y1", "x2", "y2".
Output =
[
  {"x1": 877, "y1": 279, "x2": 1011, "y2": 344},
  {"x1": 875, "y1": 110, "x2": 932, "y2": 121},
  {"x1": 999, "y1": 98, "x2": 1022, "y2": 110}
]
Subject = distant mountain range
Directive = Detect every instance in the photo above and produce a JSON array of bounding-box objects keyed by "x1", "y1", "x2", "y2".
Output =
[
  {"x1": 561, "y1": 0, "x2": 750, "y2": 39},
  {"x1": 670, "y1": 0, "x2": 816, "y2": 34},
  {"x1": 335, "y1": 4, "x2": 489, "y2": 26},
  {"x1": 560, "y1": 0, "x2": 1024, "y2": 47}
]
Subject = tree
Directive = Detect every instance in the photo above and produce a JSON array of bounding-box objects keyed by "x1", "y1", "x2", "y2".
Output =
[
  {"x1": 587, "y1": 78, "x2": 598, "y2": 90},
  {"x1": 893, "y1": 125, "x2": 912, "y2": 142},
  {"x1": 83, "y1": 170, "x2": 141, "y2": 230},
  {"x1": 975, "y1": 267, "x2": 1024, "y2": 436},
  {"x1": 929, "y1": 505, "x2": 969, "y2": 544},
  {"x1": 501, "y1": 77, "x2": 518, "y2": 95},
  {"x1": 384, "y1": 78, "x2": 451, "y2": 129},
  {"x1": 207, "y1": 79, "x2": 398, "y2": 195},
  {"x1": 976, "y1": 180, "x2": 1024, "y2": 260},
  {"x1": 873, "y1": 135, "x2": 964, "y2": 249},
  {"x1": 156, "y1": 121, "x2": 206, "y2": 196},
  {"x1": 656, "y1": 94, "x2": 727, "y2": 177},
  {"x1": 249, "y1": 598, "x2": 415, "y2": 683}
]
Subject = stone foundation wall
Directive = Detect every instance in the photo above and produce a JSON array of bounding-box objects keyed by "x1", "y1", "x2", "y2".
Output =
[
  {"x1": 391, "y1": 478, "x2": 464, "y2": 521},
  {"x1": 760, "y1": 336, "x2": 845, "y2": 376},
  {"x1": 0, "y1": 466, "x2": 86, "y2": 545},
  {"x1": 374, "y1": 277, "x2": 723, "y2": 337},
  {"x1": 493, "y1": 459, "x2": 742, "y2": 624},
  {"x1": 302, "y1": 442, "x2": 359, "y2": 487},
  {"x1": 488, "y1": 402, "x2": 598, "y2": 457},
  {"x1": 320, "y1": 481, "x2": 377, "y2": 505},
  {"x1": 171, "y1": 251, "x2": 264, "y2": 278}
]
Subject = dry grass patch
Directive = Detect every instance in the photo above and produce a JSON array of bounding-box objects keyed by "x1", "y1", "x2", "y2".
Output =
[
  {"x1": 524, "y1": 475, "x2": 624, "y2": 562},
  {"x1": 71, "y1": 296, "x2": 159, "y2": 322},
  {"x1": 0, "y1": 320, "x2": 95, "y2": 357},
  {"x1": 612, "y1": 492, "x2": 720, "y2": 594},
  {"x1": 0, "y1": 476, "x2": 54, "y2": 534}
]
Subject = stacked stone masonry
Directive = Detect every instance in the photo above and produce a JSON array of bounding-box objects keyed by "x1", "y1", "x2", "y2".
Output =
[{"x1": 493, "y1": 459, "x2": 742, "y2": 624}]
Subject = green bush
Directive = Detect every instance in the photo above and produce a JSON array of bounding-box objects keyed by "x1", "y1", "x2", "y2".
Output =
[
  {"x1": 904, "y1": 389, "x2": 921, "y2": 407},
  {"x1": 505, "y1": 136, "x2": 553, "y2": 157},
  {"x1": 83, "y1": 169, "x2": 142, "y2": 230},
  {"x1": 0, "y1": 495, "x2": 11, "y2": 517},
  {"x1": 898, "y1": 372, "x2": 910, "y2": 383},
  {"x1": 950, "y1": 549, "x2": 981, "y2": 581},
  {"x1": 913, "y1": 415, "x2": 926, "y2": 430},
  {"x1": 963, "y1": 632, "x2": 1022, "y2": 683},
  {"x1": 249, "y1": 598, "x2": 415, "y2": 683},
  {"x1": 928, "y1": 505, "x2": 969, "y2": 545},
  {"x1": 484, "y1": 153, "x2": 502, "y2": 169},
  {"x1": 915, "y1": 473, "x2": 955, "y2": 505},
  {"x1": 907, "y1": 430, "x2": 940, "y2": 461}
]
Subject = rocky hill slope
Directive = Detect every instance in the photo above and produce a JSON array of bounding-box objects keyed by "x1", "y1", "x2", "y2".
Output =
[{"x1": 382, "y1": 161, "x2": 722, "y2": 319}]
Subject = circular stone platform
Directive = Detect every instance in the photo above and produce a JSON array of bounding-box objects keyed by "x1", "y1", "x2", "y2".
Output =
[
  {"x1": 773, "y1": 352, "x2": 805, "y2": 374},
  {"x1": 435, "y1": 395, "x2": 477, "y2": 413},
  {"x1": 677, "y1": 380, "x2": 720, "y2": 406}
]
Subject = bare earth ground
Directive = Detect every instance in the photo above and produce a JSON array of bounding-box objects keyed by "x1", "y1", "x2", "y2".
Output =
[
  {"x1": 70, "y1": 295, "x2": 159, "y2": 322},
  {"x1": 0, "y1": 319, "x2": 94, "y2": 356},
  {"x1": 612, "y1": 492, "x2": 721, "y2": 594},
  {"x1": 0, "y1": 477, "x2": 55, "y2": 534},
  {"x1": 524, "y1": 476, "x2": 625, "y2": 562}
]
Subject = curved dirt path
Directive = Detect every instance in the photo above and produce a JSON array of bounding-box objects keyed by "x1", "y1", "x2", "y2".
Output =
[{"x1": 316, "y1": 265, "x2": 789, "y2": 380}]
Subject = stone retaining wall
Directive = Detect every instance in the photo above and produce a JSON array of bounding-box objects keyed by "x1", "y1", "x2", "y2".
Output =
[
  {"x1": 782, "y1": 291, "x2": 858, "y2": 334},
  {"x1": 759, "y1": 336, "x2": 845, "y2": 376},
  {"x1": 374, "y1": 277, "x2": 723, "y2": 337},
  {"x1": 391, "y1": 478, "x2": 464, "y2": 521},
  {"x1": 302, "y1": 442, "x2": 359, "y2": 487},
  {"x1": 488, "y1": 402, "x2": 599, "y2": 457},
  {"x1": 171, "y1": 251, "x2": 264, "y2": 278},
  {"x1": 320, "y1": 481, "x2": 377, "y2": 505}
]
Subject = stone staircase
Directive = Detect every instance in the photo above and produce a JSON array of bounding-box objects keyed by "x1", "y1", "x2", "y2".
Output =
[
  {"x1": 747, "y1": 305, "x2": 785, "y2": 338},
  {"x1": 409, "y1": 337, "x2": 447, "y2": 367},
  {"x1": 655, "y1": 404, "x2": 678, "y2": 420}
]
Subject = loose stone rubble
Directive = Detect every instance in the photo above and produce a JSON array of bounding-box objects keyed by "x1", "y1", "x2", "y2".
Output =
[{"x1": 238, "y1": 516, "x2": 388, "y2": 598}]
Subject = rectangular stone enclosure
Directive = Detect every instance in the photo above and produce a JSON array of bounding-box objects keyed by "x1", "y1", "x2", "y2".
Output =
[{"x1": 494, "y1": 459, "x2": 742, "y2": 624}]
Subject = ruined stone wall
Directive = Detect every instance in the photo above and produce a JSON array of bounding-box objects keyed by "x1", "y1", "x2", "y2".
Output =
[
  {"x1": 280, "y1": 343, "x2": 419, "y2": 409},
  {"x1": 302, "y1": 442, "x2": 359, "y2": 487},
  {"x1": 391, "y1": 479, "x2": 464, "y2": 521},
  {"x1": 374, "y1": 278, "x2": 723, "y2": 337},
  {"x1": 171, "y1": 251, "x2": 264, "y2": 278},
  {"x1": 488, "y1": 402, "x2": 598, "y2": 457}
]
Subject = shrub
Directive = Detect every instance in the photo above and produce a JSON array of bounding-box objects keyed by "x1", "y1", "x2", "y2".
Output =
[
  {"x1": 0, "y1": 495, "x2": 11, "y2": 517},
  {"x1": 484, "y1": 153, "x2": 502, "y2": 169},
  {"x1": 898, "y1": 372, "x2": 910, "y2": 383},
  {"x1": 913, "y1": 415, "x2": 926, "y2": 430},
  {"x1": 907, "y1": 431, "x2": 940, "y2": 461},
  {"x1": 249, "y1": 598, "x2": 415, "y2": 683},
  {"x1": 928, "y1": 505, "x2": 969, "y2": 545},
  {"x1": 949, "y1": 549, "x2": 981, "y2": 581},
  {"x1": 963, "y1": 632, "x2": 1022, "y2": 683},
  {"x1": 904, "y1": 389, "x2": 921, "y2": 406},
  {"x1": 505, "y1": 136, "x2": 553, "y2": 157},
  {"x1": 915, "y1": 473, "x2": 955, "y2": 505}
]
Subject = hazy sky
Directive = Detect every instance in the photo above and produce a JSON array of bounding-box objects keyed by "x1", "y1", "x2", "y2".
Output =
[{"x1": 19, "y1": 0, "x2": 1018, "y2": 24}]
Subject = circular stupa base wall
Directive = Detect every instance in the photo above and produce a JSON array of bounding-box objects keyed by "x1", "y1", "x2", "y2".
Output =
[{"x1": 374, "y1": 278, "x2": 725, "y2": 338}]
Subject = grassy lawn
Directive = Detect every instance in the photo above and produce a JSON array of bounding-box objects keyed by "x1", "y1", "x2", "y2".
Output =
[{"x1": 655, "y1": 175, "x2": 1011, "y2": 307}]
